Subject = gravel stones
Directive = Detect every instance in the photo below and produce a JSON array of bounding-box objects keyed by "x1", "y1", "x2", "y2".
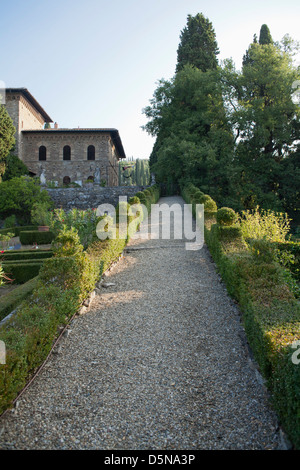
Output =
[{"x1": 0, "y1": 196, "x2": 283, "y2": 450}]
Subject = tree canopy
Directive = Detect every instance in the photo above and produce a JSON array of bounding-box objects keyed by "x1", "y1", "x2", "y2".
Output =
[
  {"x1": 143, "y1": 18, "x2": 300, "y2": 223},
  {"x1": 176, "y1": 13, "x2": 219, "y2": 73}
]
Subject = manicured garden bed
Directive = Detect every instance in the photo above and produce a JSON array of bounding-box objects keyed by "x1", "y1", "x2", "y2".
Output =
[
  {"x1": 0, "y1": 186, "x2": 161, "y2": 415},
  {"x1": 182, "y1": 183, "x2": 300, "y2": 449}
]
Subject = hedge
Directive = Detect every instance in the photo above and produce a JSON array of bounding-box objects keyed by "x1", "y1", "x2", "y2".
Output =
[
  {"x1": 2, "y1": 262, "x2": 44, "y2": 284},
  {"x1": 0, "y1": 226, "x2": 39, "y2": 237},
  {"x1": 0, "y1": 250, "x2": 53, "y2": 262},
  {"x1": 0, "y1": 185, "x2": 161, "y2": 415},
  {"x1": 181, "y1": 183, "x2": 300, "y2": 449},
  {"x1": 19, "y1": 231, "x2": 55, "y2": 245},
  {"x1": 0, "y1": 277, "x2": 39, "y2": 322}
]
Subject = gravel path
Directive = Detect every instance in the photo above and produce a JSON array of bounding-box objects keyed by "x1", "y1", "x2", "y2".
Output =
[{"x1": 0, "y1": 196, "x2": 283, "y2": 450}]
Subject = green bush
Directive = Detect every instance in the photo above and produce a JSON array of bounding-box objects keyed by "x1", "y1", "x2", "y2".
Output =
[
  {"x1": 0, "y1": 277, "x2": 38, "y2": 321},
  {"x1": 203, "y1": 197, "x2": 217, "y2": 213},
  {"x1": 216, "y1": 207, "x2": 238, "y2": 226},
  {"x1": 0, "y1": 250, "x2": 53, "y2": 262},
  {"x1": 274, "y1": 241, "x2": 300, "y2": 283},
  {"x1": 128, "y1": 196, "x2": 141, "y2": 205},
  {"x1": 14, "y1": 226, "x2": 39, "y2": 236},
  {"x1": 248, "y1": 238, "x2": 275, "y2": 264},
  {"x1": 216, "y1": 225, "x2": 243, "y2": 242},
  {"x1": 0, "y1": 189, "x2": 158, "y2": 415},
  {"x1": 4, "y1": 215, "x2": 17, "y2": 229},
  {"x1": 19, "y1": 231, "x2": 55, "y2": 245},
  {"x1": 239, "y1": 206, "x2": 291, "y2": 242},
  {"x1": 182, "y1": 183, "x2": 300, "y2": 449},
  {"x1": 2, "y1": 262, "x2": 44, "y2": 284},
  {"x1": 0, "y1": 176, "x2": 52, "y2": 223}
]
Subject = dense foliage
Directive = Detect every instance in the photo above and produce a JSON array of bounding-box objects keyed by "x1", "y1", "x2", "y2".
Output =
[
  {"x1": 119, "y1": 158, "x2": 150, "y2": 186},
  {"x1": 182, "y1": 182, "x2": 300, "y2": 448},
  {"x1": 143, "y1": 15, "x2": 300, "y2": 228},
  {"x1": 0, "y1": 177, "x2": 52, "y2": 223},
  {"x1": 0, "y1": 106, "x2": 15, "y2": 181}
]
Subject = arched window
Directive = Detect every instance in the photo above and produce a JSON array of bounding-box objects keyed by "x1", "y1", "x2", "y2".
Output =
[
  {"x1": 39, "y1": 146, "x2": 47, "y2": 161},
  {"x1": 63, "y1": 176, "x2": 71, "y2": 185},
  {"x1": 63, "y1": 145, "x2": 71, "y2": 160},
  {"x1": 87, "y1": 145, "x2": 95, "y2": 160}
]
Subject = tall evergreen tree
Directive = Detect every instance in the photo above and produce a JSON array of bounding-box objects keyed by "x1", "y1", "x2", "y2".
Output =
[
  {"x1": 259, "y1": 24, "x2": 273, "y2": 45},
  {"x1": 0, "y1": 105, "x2": 16, "y2": 181},
  {"x1": 176, "y1": 13, "x2": 219, "y2": 73}
]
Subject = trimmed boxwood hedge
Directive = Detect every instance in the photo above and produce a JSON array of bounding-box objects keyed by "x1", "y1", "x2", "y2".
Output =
[
  {"x1": 2, "y1": 262, "x2": 44, "y2": 284},
  {"x1": 0, "y1": 185, "x2": 161, "y2": 415},
  {"x1": 182, "y1": 182, "x2": 300, "y2": 449},
  {"x1": 19, "y1": 231, "x2": 55, "y2": 245},
  {"x1": 0, "y1": 250, "x2": 53, "y2": 261},
  {"x1": 0, "y1": 226, "x2": 39, "y2": 237},
  {"x1": 0, "y1": 277, "x2": 39, "y2": 322}
]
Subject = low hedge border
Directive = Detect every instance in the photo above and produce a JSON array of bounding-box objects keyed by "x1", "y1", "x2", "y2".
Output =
[
  {"x1": 0, "y1": 185, "x2": 161, "y2": 415},
  {"x1": 0, "y1": 250, "x2": 53, "y2": 262},
  {"x1": 19, "y1": 231, "x2": 55, "y2": 245},
  {"x1": 0, "y1": 226, "x2": 39, "y2": 237},
  {"x1": 0, "y1": 277, "x2": 39, "y2": 322},
  {"x1": 181, "y1": 183, "x2": 300, "y2": 449},
  {"x1": 2, "y1": 262, "x2": 44, "y2": 284}
]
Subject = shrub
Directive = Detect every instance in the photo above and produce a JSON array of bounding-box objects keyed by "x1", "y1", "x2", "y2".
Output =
[
  {"x1": 14, "y1": 226, "x2": 39, "y2": 236},
  {"x1": 216, "y1": 207, "x2": 238, "y2": 226},
  {"x1": 203, "y1": 198, "x2": 217, "y2": 213},
  {"x1": 0, "y1": 250, "x2": 53, "y2": 262},
  {"x1": 216, "y1": 225, "x2": 243, "y2": 242},
  {"x1": 199, "y1": 194, "x2": 212, "y2": 204},
  {"x1": 19, "y1": 231, "x2": 55, "y2": 245},
  {"x1": 31, "y1": 202, "x2": 51, "y2": 226},
  {"x1": 2, "y1": 262, "x2": 43, "y2": 284},
  {"x1": 0, "y1": 176, "x2": 52, "y2": 223},
  {"x1": 115, "y1": 201, "x2": 131, "y2": 223},
  {"x1": 51, "y1": 226, "x2": 83, "y2": 257},
  {"x1": 4, "y1": 215, "x2": 17, "y2": 229},
  {"x1": 128, "y1": 196, "x2": 140, "y2": 205},
  {"x1": 248, "y1": 238, "x2": 276, "y2": 264},
  {"x1": 0, "y1": 277, "x2": 38, "y2": 321},
  {"x1": 239, "y1": 206, "x2": 291, "y2": 242},
  {"x1": 48, "y1": 208, "x2": 98, "y2": 248}
]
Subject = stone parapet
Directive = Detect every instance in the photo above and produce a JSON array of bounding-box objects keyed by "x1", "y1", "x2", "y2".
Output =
[{"x1": 45, "y1": 185, "x2": 147, "y2": 210}]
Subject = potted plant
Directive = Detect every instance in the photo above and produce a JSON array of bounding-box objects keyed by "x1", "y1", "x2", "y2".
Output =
[{"x1": 31, "y1": 202, "x2": 51, "y2": 232}]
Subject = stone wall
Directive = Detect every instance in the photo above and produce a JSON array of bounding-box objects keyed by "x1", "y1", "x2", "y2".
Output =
[
  {"x1": 5, "y1": 92, "x2": 45, "y2": 158},
  {"x1": 45, "y1": 185, "x2": 147, "y2": 210}
]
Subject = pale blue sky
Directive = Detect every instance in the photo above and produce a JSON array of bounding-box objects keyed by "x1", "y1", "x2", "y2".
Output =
[{"x1": 1, "y1": 0, "x2": 300, "y2": 159}]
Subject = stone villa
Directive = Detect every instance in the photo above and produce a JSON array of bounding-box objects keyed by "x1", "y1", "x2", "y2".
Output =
[{"x1": 4, "y1": 88, "x2": 126, "y2": 186}]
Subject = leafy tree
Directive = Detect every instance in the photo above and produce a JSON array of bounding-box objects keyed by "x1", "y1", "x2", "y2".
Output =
[
  {"x1": 176, "y1": 13, "x2": 219, "y2": 73},
  {"x1": 2, "y1": 153, "x2": 29, "y2": 181},
  {"x1": 143, "y1": 65, "x2": 234, "y2": 200},
  {"x1": 0, "y1": 105, "x2": 15, "y2": 181},
  {"x1": 0, "y1": 176, "x2": 52, "y2": 222},
  {"x1": 221, "y1": 27, "x2": 300, "y2": 212}
]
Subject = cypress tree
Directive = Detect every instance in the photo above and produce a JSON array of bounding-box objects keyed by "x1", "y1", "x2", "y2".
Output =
[
  {"x1": 259, "y1": 24, "x2": 273, "y2": 45},
  {"x1": 176, "y1": 13, "x2": 219, "y2": 73},
  {"x1": 0, "y1": 105, "x2": 16, "y2": 181}
]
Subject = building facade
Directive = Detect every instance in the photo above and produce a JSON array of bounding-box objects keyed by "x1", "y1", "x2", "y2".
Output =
[{"x1": 4, "y1": 88, "x2": 125, "y2": 186}]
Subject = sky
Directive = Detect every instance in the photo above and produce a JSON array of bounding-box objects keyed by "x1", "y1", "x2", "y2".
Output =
[{"x1": 1, "y1": 0, "x2": 300, "y2": 160}]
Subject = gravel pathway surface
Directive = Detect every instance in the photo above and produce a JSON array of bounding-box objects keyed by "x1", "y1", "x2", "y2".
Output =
[{"x1": 0, "y1": 196, "x2": 283, "y2": 450}]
